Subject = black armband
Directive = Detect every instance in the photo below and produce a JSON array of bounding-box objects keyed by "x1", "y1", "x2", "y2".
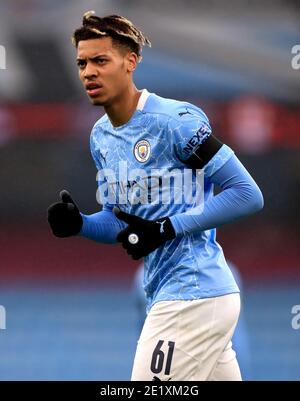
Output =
[{"x1": 184, "y1": 135, "x2": 223, "y2": 169}]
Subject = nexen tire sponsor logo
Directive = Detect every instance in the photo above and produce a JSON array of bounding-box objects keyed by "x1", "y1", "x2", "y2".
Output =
[{"x1": 182, "y1": 126, "x2": 211, "y2": 156}]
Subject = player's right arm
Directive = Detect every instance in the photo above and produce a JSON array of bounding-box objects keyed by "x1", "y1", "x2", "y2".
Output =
[
  {"x1": 47, "y1": 127, "x2": 126, "y2": 244},
  {"x1": 47, "y1": 190, "x2": 126, "y2": 244},
  {"x1": 79, "y1": 207, "x2": 126, "y2": 244}
]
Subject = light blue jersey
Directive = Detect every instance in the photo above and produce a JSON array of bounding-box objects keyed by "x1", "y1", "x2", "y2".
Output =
[{"x1": 89, "y1": 90, "x2": 239, "y2": 309}]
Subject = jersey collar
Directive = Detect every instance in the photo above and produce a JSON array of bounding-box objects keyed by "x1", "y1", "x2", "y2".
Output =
[{"x1": 136, "y1": 89, "x2": 150, "y2": 111}]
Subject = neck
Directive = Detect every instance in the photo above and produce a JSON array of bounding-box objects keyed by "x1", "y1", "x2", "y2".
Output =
[{"x1": 105, "y1": 85, "x2": 142, "y2": 127}]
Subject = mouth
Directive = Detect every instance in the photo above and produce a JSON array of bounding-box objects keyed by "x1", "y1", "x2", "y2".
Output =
[{"x1": 85, "y1": 82, "x2": 103, "y2": 97}]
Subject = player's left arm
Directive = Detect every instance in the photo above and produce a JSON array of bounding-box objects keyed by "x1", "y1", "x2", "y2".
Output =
[{"x1": 169, "y1": 136, "x2": 264, "y2": 236}]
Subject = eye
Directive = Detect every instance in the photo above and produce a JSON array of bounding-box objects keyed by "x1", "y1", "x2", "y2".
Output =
[
  {"x1": 77, "y1": 60, "x2": 86, "y2": 69},
  {"x1": 96, "y1": 58, "x2": 107, "y2": 65}
]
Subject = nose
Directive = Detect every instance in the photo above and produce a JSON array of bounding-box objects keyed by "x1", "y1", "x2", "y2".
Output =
[{"x1": 83, "y1": 61, "x2": 98, "y2": 79}]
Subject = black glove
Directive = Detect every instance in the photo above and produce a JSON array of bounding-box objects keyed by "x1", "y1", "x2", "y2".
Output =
[
  {"x1": 114, "y1": 208, "x2": 176, "y2": 260},
  {"x1": 47, "y1": 190, "x2": 83, "y2": 237}
]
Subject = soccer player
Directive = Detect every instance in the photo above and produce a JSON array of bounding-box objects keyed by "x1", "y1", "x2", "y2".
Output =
[{"x1": 47, "y1": 11, "x2": 264, "y2": 381}]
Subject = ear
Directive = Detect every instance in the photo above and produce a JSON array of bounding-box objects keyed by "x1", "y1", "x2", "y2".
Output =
[{"x1": 126, "y1": 52, "x2": 138, "y2": 73}]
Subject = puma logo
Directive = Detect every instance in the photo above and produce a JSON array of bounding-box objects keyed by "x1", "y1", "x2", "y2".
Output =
[
  {"x1": 178, "y1": 109, "x2": 192, "y2": 117},
  {"x1": 156, "y1": 220, "x2": 166, "y2": 234},
  {"x1": 152, "y1": 376, "x2": 172, "y2": 381}
]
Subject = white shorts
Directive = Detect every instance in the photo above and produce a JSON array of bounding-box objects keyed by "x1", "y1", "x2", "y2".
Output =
[{"x1": 131, "y1": 293, "x2": 241, "y2": 381}]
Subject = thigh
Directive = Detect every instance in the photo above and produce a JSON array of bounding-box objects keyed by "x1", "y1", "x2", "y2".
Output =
[
  {"x1": 131, "y1": 300, "x2": 198, "y2": 381},
  {"x1": 131, "y1": 294, "x2": 241, "y2": 381},
  {"x1": 208, "y1": 341, "x2": 242, "y2": 381}
]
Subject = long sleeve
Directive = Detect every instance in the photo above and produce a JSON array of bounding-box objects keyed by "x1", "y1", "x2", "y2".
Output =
[
  {"x1": 80, "y1": 128, "x2": 127, "y2": 244},
  {"x1": 170, "y1": 153, "x2": 264, "y2": 236},
  {"x1": 79, "y1": 209, "x2": 126, "y2": 244}
]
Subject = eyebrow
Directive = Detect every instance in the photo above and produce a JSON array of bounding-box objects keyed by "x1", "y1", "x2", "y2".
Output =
[{"x1": 76, "y1": 54, "x2": 109, "y2": 62}]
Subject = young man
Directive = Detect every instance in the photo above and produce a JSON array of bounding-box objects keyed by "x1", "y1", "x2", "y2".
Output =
[{"x1": 47, "y1": 11, "x2": 264, "y2": 381}]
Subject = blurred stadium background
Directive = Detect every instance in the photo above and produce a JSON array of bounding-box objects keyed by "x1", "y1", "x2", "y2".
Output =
[{"x1": 0, "y1": 0, "x2": 299, "y2": 380}]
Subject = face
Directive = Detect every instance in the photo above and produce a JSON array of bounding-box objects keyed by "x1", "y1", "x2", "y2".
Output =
[{"x1": 76, "y1": 37, "x2": 137, "y2": 106}]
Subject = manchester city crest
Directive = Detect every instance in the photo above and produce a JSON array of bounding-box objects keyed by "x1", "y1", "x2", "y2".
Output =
[{"x1": 134, "y1": 139, "x2": 151, "y2": 163}]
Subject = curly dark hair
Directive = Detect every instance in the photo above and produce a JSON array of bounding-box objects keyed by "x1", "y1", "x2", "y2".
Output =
[{"x1": 72, "y1": 11, "x2": 151, "y2": 62}]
